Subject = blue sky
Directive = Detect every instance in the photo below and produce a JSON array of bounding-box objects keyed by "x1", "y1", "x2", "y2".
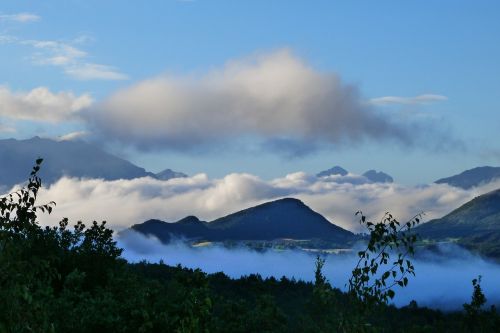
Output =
[{"x1": 1, "y1": 0, "x2": 499, "y2": 184}]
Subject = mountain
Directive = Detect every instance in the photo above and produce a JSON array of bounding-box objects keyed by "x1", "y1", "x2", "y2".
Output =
[
  {"x1": 0, "y1": 137, "x2": 157, "y2": 188},
  {"x1": 131, "y1": 198, "x2": 356, "y2": 245},
  {"x1": 133, "y1": 216, "x2": 209, "y2": 243},
  {"x1": 155, "y1": 168, "x2": 188, "y2": 180},
  {"x1": 435, "y1": 166, "x2": 500, "y2": 189},
  {"x1": 316, "y1": 166, "x2": 348, "y2": 177},
  {"x1": 362, "y1": 170, "x2": 393, "y2": 183},
  {"x1": 416, "y1": 188, "x2": 500, "y2": 258}
]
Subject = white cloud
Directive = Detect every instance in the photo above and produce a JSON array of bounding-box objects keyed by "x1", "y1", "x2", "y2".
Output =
[
  {"x1": 86, "y1": 49, "x2": 417, "y2": 153},
  {"x1": 370, "y1": 94, "x2": 448, "y2": 106},
  {"x1": 31, "y1": 170, "x2": 499, "y2": 233},
  {"x1": 27, "y1": 40, "x2": 87, "y2": 65},
  {"x1": 22, "y1": 39, "x2": 128, "y2": 81},
  {"x1": 0, "y1": 13, "x2": 40, "y2": 23},
  {"x1": 56, "y1": 131, "x2": 89, "y2": 141},
  {"x1": 0, "y1": 17, "x2": 120, "y2": 81},
  {"x1": 65, "y1": 63, "x2": 128, "y2": 81},
  {"x1": 0, "y1": 86, "x2": 93, "y2": 123},
  {"x1": 0, "y1": 35, "x2": 17, "y2": 44}
]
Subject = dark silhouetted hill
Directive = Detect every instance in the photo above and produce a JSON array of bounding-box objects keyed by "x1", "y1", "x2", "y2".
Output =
[{"x1": 131, "y1": 198, "x2": 355, "y2": 245}]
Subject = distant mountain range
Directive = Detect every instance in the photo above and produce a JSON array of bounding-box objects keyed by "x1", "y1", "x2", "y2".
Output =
[
  {"x1": 131, "y1": 189, "x2": 500, "y2": 259},
  {"x1": 0, "y1": 137, "x2": 186, "y2": 188},
  {"x1": 435, "y1": 166, "x2": 500, "y2": 189},
  {"x1": 11, "y1": 138, "x2": 500, "y2": 190},
  {"x1": 131, "y1": 198, "x2": 356, "y2": 246},
  {"x1": 317, "y1": 165, "x2": 393, "y2": 183},
  {"x1": 415, "y1": 188, "x2": 500, "y2": 258}
]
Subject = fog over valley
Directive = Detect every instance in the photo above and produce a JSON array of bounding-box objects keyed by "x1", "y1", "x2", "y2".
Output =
[{"x1": 119, "y1": 231, "x2": 500, "y2": 310}]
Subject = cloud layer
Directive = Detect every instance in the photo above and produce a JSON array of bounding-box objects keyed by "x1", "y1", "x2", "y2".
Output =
[
  {"x1": 31, "y1": 170, "x2": 500, "y2": 233},
  {"x1": 86, "y1": 50, "x2": 416, "y2": 153}
]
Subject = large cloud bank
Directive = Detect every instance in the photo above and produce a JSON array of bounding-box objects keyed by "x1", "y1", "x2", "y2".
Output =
[
  {"x1": 85, "y1": 50, "x2": 416, "y2": 153},
  {"x1": 33, "y1": 171, "x2": 500, "y2": 233}
]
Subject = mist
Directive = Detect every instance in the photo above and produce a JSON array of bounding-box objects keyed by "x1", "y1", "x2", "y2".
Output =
[{"x1": 118, "y1": 230, "x2": 500, "y2": 311}]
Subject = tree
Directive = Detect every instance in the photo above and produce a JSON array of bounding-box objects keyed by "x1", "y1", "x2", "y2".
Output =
[
  {"x1": 0, "y1": 159, "x2": 125, "y2": 331},
  {"x1": 348, "y1": 211, "x2": 422, "y2": 306},
  {"x1": 310, "y1": 255, "x2": 333, "y2": 313},
  {"x1": 461, "y1": 275, "x2": 499, "y2": 332}
]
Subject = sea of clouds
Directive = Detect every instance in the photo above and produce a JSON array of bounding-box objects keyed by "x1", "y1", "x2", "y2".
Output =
[
  {"x1": 32, "y1": 171, "x2": 500, "y2": 233},
  {"x1": 8, "y1": 171, "x2": 500, "y2": 310}
]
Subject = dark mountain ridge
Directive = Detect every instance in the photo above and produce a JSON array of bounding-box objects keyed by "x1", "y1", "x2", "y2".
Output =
[
  {"x1": 0, "y1": 137, "x2": 186, "y2": 188},
  {"x1": 416, "y1": 188, "x2": 500, "y2": 258},
  {"x1": 417, "y1": 188, "x2": 500, "y2": 238},
  {"x1": 131, "y1": 198, "x2": 356, "y2": 245},
  {"x1": 435, "y1": 166, "x2": 500, "y2": 189},
  {"x1": 316, "y1": 166, "x2": 348, "y2": 177},
  {"x1": 363, "y1": 170, "x2": 393, "y2": 183}
]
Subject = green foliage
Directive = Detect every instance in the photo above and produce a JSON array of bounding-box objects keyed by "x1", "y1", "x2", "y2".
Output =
[
  {"x1": 0, "y1": 159, "x2": 125, "y2": 332},
  {"x1": 349, "y1": 211, "x2": 422, "y2": 305}
]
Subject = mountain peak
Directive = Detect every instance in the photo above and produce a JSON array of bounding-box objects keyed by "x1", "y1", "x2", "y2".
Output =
[
  {"x1": 177, "y1": 215, "x2": 202, "y2": 224},
  {"x1": 435, "y1": 166, "x2": 500, "y2": 189},
  {"x1": 132, "y1": 197, "x2": 355, "y2": 244},
  {"x1": 155, "y1": 168, "x2": 188, "y2": 180},
  {"x1": 317, "y1": 166, "x2": 348, "y2": 177},
  {"x1": 261, "y1": 197, "x2": 305, "y2": 206},
  {"x1": 363, "y1": 170, "x2": 394, "y2": 183},
  {"x1": 0, "y1": 137, "x2": 163, "y2": 187}
]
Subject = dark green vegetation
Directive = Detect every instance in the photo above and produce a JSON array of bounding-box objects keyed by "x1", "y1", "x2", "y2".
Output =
[
  {"x1": 435, "y1": 166, "x2": 500, "y2": 189},
  {"x1": 416, "y1": 188, "x2": 500, "y2": 259},
  {"x1": 1, "y1": 161, "x2": 500, "y2": 332},
  {"x1": 132, "y1": 198, "x2": 356, "y2": 246}
]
